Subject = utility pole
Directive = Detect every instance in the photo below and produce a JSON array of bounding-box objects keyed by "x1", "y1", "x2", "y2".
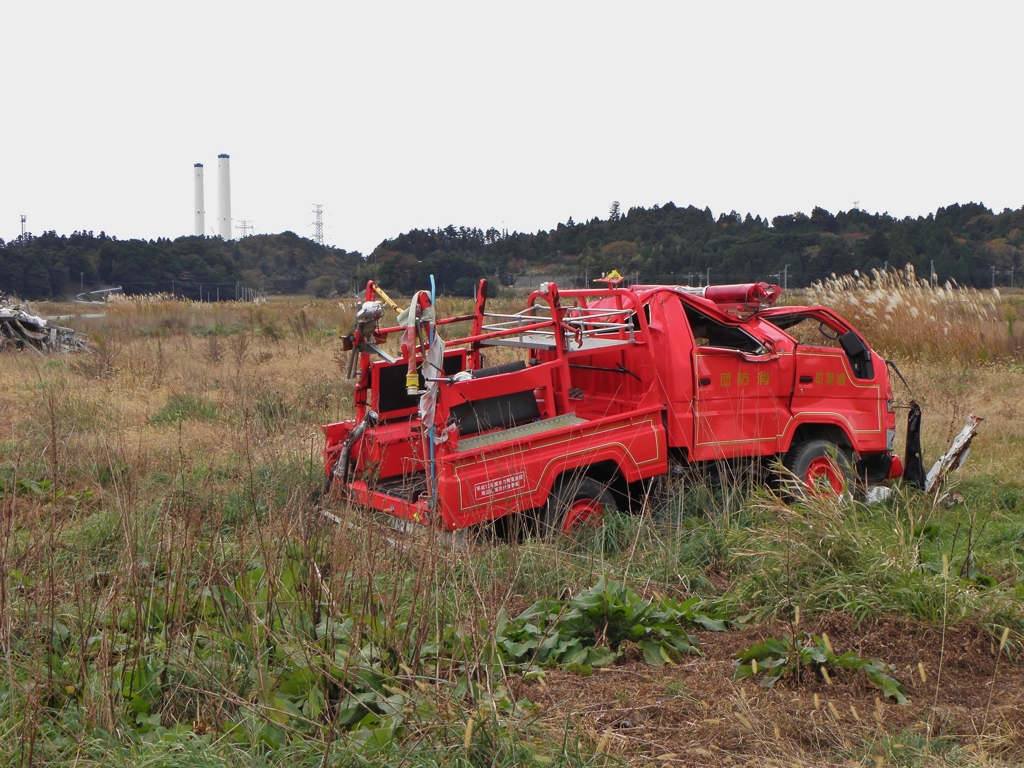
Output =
[
  {"x1": 311, "y1": 204, "x2": 324, "y2": 246},
  {"x1": 783, "y1": 264, "x2": 789, "y2": 291},
  {"x1": 707, "y1": 268, "x2": 711, "y2": 286}
]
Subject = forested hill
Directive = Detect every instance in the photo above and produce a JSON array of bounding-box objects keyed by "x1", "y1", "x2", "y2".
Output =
[
  {"x1": 4, "y1": 202, "x2": 1023, "y2": 300},
  {"x1": 368, "y1": 202, "x2": 1024, "y2": 296},
  {"x1": 0, "y1": 231, "x2": 363, "y2": 300}
]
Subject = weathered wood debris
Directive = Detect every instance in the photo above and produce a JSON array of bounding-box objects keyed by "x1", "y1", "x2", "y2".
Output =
[{"x1": 0, "y1": 295, "x2": 88, "y2": 354}]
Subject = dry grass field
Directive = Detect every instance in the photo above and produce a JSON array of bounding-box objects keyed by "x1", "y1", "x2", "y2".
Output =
[{"x1": 1, "y1": 273, "x2": 1023, "y2": 767}]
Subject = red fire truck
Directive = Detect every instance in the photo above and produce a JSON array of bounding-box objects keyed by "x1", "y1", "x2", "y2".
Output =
[{"x1": 323, "y1": 278, "x2": 903, "y2": 534}]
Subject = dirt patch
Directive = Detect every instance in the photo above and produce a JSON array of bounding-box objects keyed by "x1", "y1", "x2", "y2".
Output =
[{"x1": 514, "y1": 614, "x2": 1024, "y2": 766}]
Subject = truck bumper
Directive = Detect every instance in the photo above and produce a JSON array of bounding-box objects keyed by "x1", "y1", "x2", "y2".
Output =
[
  {"x1": 888, "y1": 454, "x2": 904, "y2": 480},
  {"x1": 341, "y1": 480, "x2": 432, "y2": 526},
  {"x1": 856, "y1": 453, "x2": 902, "y2": 484}
]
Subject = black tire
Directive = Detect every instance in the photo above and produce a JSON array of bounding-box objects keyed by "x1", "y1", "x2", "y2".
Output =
[
  {"x1": 784, "y1": 439, "x2": 855, "y2": 497},
  {"x1": 540, "y1": 477, "x2": 617, "y2": 538}
]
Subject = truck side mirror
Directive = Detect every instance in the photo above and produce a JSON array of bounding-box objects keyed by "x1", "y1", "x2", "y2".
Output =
[{"x1": 739, "y1": 340, "x2": 780, "y2": 363}]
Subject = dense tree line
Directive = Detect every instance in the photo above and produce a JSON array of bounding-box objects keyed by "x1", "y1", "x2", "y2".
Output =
[
  {"x1": 0, "y1": 231, "x2": 363, "y2": 300},
  {"x1": 367, "y1": 201, "x2": 1024, "y2": 295},
  {"x1": 4, "y1": 202, "x2": 1022, "y2": 300}
]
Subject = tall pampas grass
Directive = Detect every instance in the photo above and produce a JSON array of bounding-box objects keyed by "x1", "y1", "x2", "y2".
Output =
[{"x1": 804, "y1": 265, "x2": 1022, "y2": 363}]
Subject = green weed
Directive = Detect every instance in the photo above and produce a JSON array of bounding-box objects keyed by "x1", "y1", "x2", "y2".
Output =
[
  {"x1": 733, "y1": 631, "x2": 909, "y2": 703},
  {"x1": 150, "y1": 393, "x2": 219, "y2": 424},
  {"x1": 491, "y1": 576, "x2": 726, "y2": 671}
]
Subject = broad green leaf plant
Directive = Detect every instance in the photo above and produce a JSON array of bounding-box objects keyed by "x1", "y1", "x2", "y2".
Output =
[{"x1": 733, "y1": 631, "x2": 909, "y2": 704}]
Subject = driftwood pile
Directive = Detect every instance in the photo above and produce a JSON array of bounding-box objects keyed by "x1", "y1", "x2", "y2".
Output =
[{"x1": 0, "y1": 296, "x2": 88, "y2": 354}]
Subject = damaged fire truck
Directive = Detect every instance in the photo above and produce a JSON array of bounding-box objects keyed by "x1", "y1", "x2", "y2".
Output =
[{"x1": 323, "y1": 277, "x2": 904, "y2": 534}]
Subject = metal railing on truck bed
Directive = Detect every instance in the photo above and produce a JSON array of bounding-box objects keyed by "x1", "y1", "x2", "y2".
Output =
[{"x1": 478, "y1": 301, "x2": 638, "y2": 352}]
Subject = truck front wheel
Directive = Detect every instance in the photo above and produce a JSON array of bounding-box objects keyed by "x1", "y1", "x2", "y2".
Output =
[
  {"x1": 541, "y1": 477, "x2": 617, "y2": 537},
  {"x1": 785, "y1": 439, "x2": 854, "y2": 497}
]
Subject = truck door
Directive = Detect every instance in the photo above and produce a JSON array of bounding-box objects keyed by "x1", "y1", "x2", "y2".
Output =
[
  {"x1": 683, "y1": 303, "x2": 792, "y2": 460},
  {"x1": 761, "y1": 310, "x2": 885, "y2": 444},
  {"x1": 647, "y1": 294, "x2": 696, "y2": 451}
]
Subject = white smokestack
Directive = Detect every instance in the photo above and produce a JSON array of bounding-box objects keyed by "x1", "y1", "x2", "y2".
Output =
[
  {"x1": 217, "y1": 153, "x2": 232, "y2": 239},
  {"x1": 193, "y1": 163, "x2": 205, "y2": 236}
]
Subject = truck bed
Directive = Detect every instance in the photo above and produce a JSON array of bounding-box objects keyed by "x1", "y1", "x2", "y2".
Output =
[{"x1": 454, "y1": 413, "x2": 586, "y2": 452}]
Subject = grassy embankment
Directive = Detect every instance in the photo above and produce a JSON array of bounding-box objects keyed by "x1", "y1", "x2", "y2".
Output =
[{"x1": 1, "y1": 271, "x2": 1023, "y2": 766}]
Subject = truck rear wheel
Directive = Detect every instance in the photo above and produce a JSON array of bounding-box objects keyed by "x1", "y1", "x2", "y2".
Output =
[
  {"x1": 785, "y1": 439, "x2": 854, "y2": 497},
  {"x1": 541, "y1": 477, "x2": 617, "y2": 538}
]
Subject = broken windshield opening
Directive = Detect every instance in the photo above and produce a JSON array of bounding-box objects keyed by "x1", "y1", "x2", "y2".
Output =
[{"x1": 762, "y1": 313, "x2": 873, "y2": 379}]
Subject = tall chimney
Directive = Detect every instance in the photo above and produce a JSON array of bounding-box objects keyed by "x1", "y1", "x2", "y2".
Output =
[
  {"x1": 193, "y1": 163, "x2": 205, "y2": 235},
  {"x1": 217, "y1": 153, "x2": 232, "y2": 239}
]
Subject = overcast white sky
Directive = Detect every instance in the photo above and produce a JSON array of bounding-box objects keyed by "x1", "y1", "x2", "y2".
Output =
[{"x1": 3, "y1": 1, "x2": 1021, "y2": 255}]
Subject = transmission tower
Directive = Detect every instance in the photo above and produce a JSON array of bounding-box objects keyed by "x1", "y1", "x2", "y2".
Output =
[
  {"x1": 20, "y1": 215, "x2": 26, "y2": 238},
  {"x1": 235, "y1": 220, "x2": 253, "y2": 238},
  {"x1": 311, "y1": 204, "x2": 324, "y2": 245}
]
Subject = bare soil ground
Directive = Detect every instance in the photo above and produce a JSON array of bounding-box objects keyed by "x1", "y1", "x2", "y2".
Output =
[{"x1": 518, "y1": 615, "x2": 1024, "y2": 766}]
